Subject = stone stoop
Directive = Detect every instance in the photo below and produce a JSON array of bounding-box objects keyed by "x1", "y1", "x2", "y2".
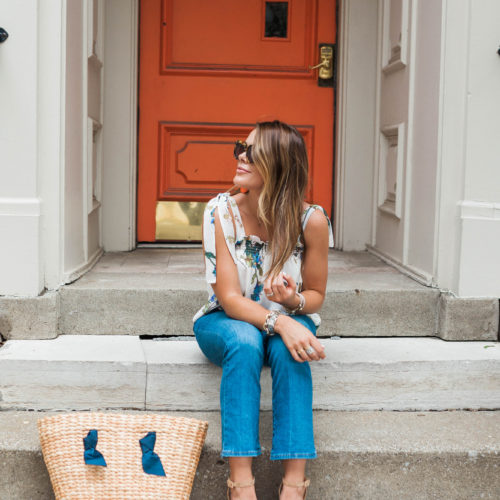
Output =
[
  {"x1": 0, "y1": 410, "x2": 499, "y2": 500},
  {"x1": 0, "y1": 336, "x2": 499, "y2": 499},
  {"x1": 0, "y1": 336, "x2": 499, "y2": 411},
  {"x1": 1, "y1": 250, "x2": 498, "y2": 341}
]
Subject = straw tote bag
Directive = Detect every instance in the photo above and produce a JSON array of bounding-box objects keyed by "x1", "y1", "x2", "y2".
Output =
[{"x1": 38, "y1": 412, "x2": 208, "y2": 500}]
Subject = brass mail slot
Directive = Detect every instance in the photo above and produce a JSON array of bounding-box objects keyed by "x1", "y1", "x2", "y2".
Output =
[{"x1": 155, "y1": 201, "x2": 205, "y2": 241}]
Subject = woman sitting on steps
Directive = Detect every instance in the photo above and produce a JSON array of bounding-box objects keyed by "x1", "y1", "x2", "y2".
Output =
[{"x1": 193, "y1": 120, "x2": 334, "y2": 500}]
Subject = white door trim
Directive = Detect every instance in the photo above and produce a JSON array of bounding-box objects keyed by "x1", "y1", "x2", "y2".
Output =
[
  {"x1": 335, "y1": 0, "x2": 379, "y2": 251},
  {"x1": 101, "y1": 0, "x2": 139, "y2": 251}
]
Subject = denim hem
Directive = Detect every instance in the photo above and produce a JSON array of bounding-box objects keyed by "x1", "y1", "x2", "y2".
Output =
[
  {"x1": 221, "y1": 450, "x2": 262, "y2": 458},
  {"x1": 270, "y1": 452, "x2": 317, "y2": 460}
]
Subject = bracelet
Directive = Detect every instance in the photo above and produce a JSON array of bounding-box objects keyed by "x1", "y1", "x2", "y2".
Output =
[
  {"x1": 286, "y1": 292, "x2": 306, "y2": 315},
  {"x1": 263, "y1": 310, "x2": 281, "y2": 336}
]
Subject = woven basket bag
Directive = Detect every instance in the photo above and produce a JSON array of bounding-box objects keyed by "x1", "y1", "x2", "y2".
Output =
[{"x1": 38, "y1": 412, "x2": 208, "y2": 500}]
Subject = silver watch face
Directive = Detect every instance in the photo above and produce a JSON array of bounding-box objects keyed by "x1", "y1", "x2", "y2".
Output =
[{"x1": 264, "y1": 310, "x2": 280, "y2": 335}]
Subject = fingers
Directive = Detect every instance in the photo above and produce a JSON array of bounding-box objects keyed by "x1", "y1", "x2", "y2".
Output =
[
  {"x1": 290, "y1": 338, "x2": 326, "y2": 363},
  {"x1": 311, "y1": 338, "x2": 326, "y2": 359},
  {"x1": 296, "y1": 346, "x2": 319, "y2": 362},
  {"x1": 289, "y1": 347, "x2": 304, "y2": 363},
  {"x1": 271, "y1": 273, "x2": 286, "y2": 296},
  {"x1": 263, "y1": 277, "x2": 274, "y2": 300},
  {"x1": 263, "y1": 275, "x2": 282, "y2": 301},
  {"x1": 282, "y1": 272, "x2": 297, "y2": 292},
  {"x1": 264, "y1": 273, "x2": 294, "y2": 303}
]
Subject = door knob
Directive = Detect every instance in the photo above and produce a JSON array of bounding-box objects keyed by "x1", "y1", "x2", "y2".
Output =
[
  {"x1": 0, "y1": 28, "x2": 8, "y2": 43},
  {"x1": 309, "y1": 60, "x2": 330, "y2": 70}
]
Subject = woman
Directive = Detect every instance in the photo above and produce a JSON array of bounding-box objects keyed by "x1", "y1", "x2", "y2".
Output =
[{"x1": 193, "y1": 120, "x2": 334, "y2": 500}]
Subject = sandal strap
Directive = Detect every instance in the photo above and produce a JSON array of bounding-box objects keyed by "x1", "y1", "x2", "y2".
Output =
[
  {"x1": 282, "y1": 477, "x2": 310, "y2": 488},
  {"x1": 227, "y1": 476, "x2": 255, "y2": 488}
]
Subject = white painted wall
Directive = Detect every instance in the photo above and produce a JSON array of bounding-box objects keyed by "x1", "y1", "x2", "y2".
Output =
[
  {"x1": 62, "y1": 0, "x2": 104, "y2": 283},
  {"x1": 344, "y1": 0, "x2": 499, "y2": 297},
  {"x1": 434, "y1": 0, "x2": 469, "y2": 296},
  {"x1": 407, "y1": 0, "x2": 442, "y2": 277},
  {"x1": 0, "y1": 0, "x2": 103, "y2": 296},
  {"x1": 38, "y1": 0, "x2": 66, "y2": 292},
  {"x1": 372, "y1": 0, "x2": 413, "y2": 270},
  {"x1": 0, "y1": 0, "x2": 42, "y2": 296},
  {"x1": 85, "y1": 0, "x2": 105, "y2": 268},
  {"x1": 63, "y1": 0, "x2": 86, "y2": 277},
  {"x1": 436, "y1": 0, "x2": 500, "y2": 297}
]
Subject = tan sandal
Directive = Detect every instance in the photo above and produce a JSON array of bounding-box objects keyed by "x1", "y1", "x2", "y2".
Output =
[
  {"x1": 278, "y1": 477, "x2": 311, "y2": 499},
  {"x1": 226, "y1": 476, "x2": 255, "y2": 500}
]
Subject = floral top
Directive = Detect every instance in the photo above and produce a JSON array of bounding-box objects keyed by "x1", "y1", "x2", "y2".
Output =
[{"x1": 192, "y1": 192, "x2": 334, "y2": 326}]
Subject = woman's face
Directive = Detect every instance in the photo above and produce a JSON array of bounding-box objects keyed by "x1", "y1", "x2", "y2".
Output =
[{"x1": 232, "y1": 129, "x2": 264, "y2": 192}]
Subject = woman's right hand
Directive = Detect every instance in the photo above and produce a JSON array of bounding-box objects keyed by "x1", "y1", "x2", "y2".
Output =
[{"x1": 274, "y1": 315, "x2": 326, "y2": 363}]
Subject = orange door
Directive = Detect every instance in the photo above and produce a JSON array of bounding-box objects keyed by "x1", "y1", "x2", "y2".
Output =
[{"x1": 138, "y1": 0, "x2": 336, "y2": 242}]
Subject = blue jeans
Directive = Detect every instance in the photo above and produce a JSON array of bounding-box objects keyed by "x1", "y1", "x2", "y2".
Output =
[{"x1": 193, "y1": 310, "x2": 317, "y2": 460}]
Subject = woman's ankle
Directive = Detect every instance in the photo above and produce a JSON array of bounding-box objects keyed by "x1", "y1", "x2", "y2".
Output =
[{"x1": 229, "y1": 487, "x2": 257, "y2": 500}]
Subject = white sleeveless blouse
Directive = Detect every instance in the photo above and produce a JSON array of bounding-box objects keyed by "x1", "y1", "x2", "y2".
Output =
[{"x1": 192, "y1": 192, "x2": 334, "y2": 326}]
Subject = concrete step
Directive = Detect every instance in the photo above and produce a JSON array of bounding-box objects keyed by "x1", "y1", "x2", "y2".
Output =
[
  {"x1": 1, "y1": 409, "x2": 499, "y2": 500},
  {"x1": 1, "y1": 336, "x2": 499, "y2": 411},
  {"x1": 3, "y1": 250, "x2": 497, "y2": 341},
  {"x1": 58, "y1": 249, "x2": 442, "y2": 337}
]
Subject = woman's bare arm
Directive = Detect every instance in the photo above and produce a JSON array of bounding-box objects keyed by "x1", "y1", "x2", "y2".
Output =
[
  {"x1": 263, "y1": 208, "x2": 330, "y2": 314},
  {"x1": 298, "y1": 208, "x2": 330, "y2": 311}
]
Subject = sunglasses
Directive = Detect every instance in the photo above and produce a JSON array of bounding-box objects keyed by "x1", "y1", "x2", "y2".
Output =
[{"x1": 233, "y1": 140, "x2": 254, "y2": 164}]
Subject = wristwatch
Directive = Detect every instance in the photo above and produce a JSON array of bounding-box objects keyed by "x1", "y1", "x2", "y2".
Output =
[{"x1": 263, "y1": 310, "x2": 281, "y2": 336}]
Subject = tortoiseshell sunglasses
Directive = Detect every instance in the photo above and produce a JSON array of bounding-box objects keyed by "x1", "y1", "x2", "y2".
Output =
[{"x1": 233, "y1": 140, "x2": 254, "y2": 164}]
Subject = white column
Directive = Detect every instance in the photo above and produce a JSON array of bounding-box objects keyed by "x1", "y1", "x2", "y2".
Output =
[
  {"x1": 436, "y1": 0, "x2": 500, "y2": 297},
  {"x1": 38, "y1": 0, "x2": 66, "y2": 291},
  {"x1": 0, "y1": 1, "x2": 43, "y2": 296}
]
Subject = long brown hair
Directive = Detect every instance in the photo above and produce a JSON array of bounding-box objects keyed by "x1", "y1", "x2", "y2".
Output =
[{"x1": 252, "y1": 120, "x2": 309, "y2": 279}]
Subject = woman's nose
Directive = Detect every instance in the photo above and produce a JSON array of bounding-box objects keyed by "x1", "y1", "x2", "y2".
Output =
[{"x1": 239, "y1": 151, "x2": 249, "y2": 163}]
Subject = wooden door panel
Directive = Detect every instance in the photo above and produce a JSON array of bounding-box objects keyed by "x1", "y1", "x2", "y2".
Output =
[
  {"x1": 156, "y1": 122, "x2": 314, "y2": 201},
  {"x1": 157, "y1": 123, "x2": 251, "y2": 199},
  {"x1": 163, "y1": 0, "x2": 317, "y2": 74},
  {"x1": 138, "y1": 0, "x2": 336, "y2": 241}
]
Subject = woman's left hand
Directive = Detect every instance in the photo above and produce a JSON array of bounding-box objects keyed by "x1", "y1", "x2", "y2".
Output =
[{"x1": 263, "y1": 272, "x2": 299, "y2": 310}]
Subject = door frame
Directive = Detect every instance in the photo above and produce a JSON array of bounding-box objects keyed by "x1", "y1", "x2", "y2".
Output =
[
  {"x1": 334, "y1": 0, "x2": 379, "y2": 251},
  {"x1": 102, "y1": 0, "x2": 374, "y2": 251},
  {"x1": 102, "y1": 0, "x2": 139, "y2": 252}
]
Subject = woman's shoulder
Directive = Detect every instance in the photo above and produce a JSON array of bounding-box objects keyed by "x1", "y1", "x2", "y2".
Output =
[
  {"x1": 205, "y1": 192, "x2": 235, "y2": 218},
  {"x1": 301, "y1": 203, "x2": 329, "y2": 224},
  {"x1": 302, "y1": 203, "x2": 334, "y2": 247},
  {"x1": 303, "y1": 206, "x2": 329, "y2": 230},
  {"x1": 230, "y1": 192, "x2": 246, "y2": 206},
  {"x1": 206, "y1": 192, "x2": 230, "y2": 207},
  {"x1": 205, "y1": 192, "x2": 241, "y2": 238}
]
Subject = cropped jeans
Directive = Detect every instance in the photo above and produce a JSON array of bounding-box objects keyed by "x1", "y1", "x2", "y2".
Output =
[{"x1": 193, "y1": 310, "x2": 317, "y2": 460}]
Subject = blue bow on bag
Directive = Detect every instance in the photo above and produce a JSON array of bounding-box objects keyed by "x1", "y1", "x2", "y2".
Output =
[
  {"x1": 83, "y1": 429, "x2": 107, "y2": 466},
  {"x1": 82, "y1": 429, "x2": 166, "y2": 475},
  {"x1": 139, "y1": 431, "x2": 166, "y2": 476}
]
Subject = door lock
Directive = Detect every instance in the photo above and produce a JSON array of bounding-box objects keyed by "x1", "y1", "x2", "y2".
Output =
[{"x1": 309, "y1": 45, "x2": 333, "y2": 80}]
